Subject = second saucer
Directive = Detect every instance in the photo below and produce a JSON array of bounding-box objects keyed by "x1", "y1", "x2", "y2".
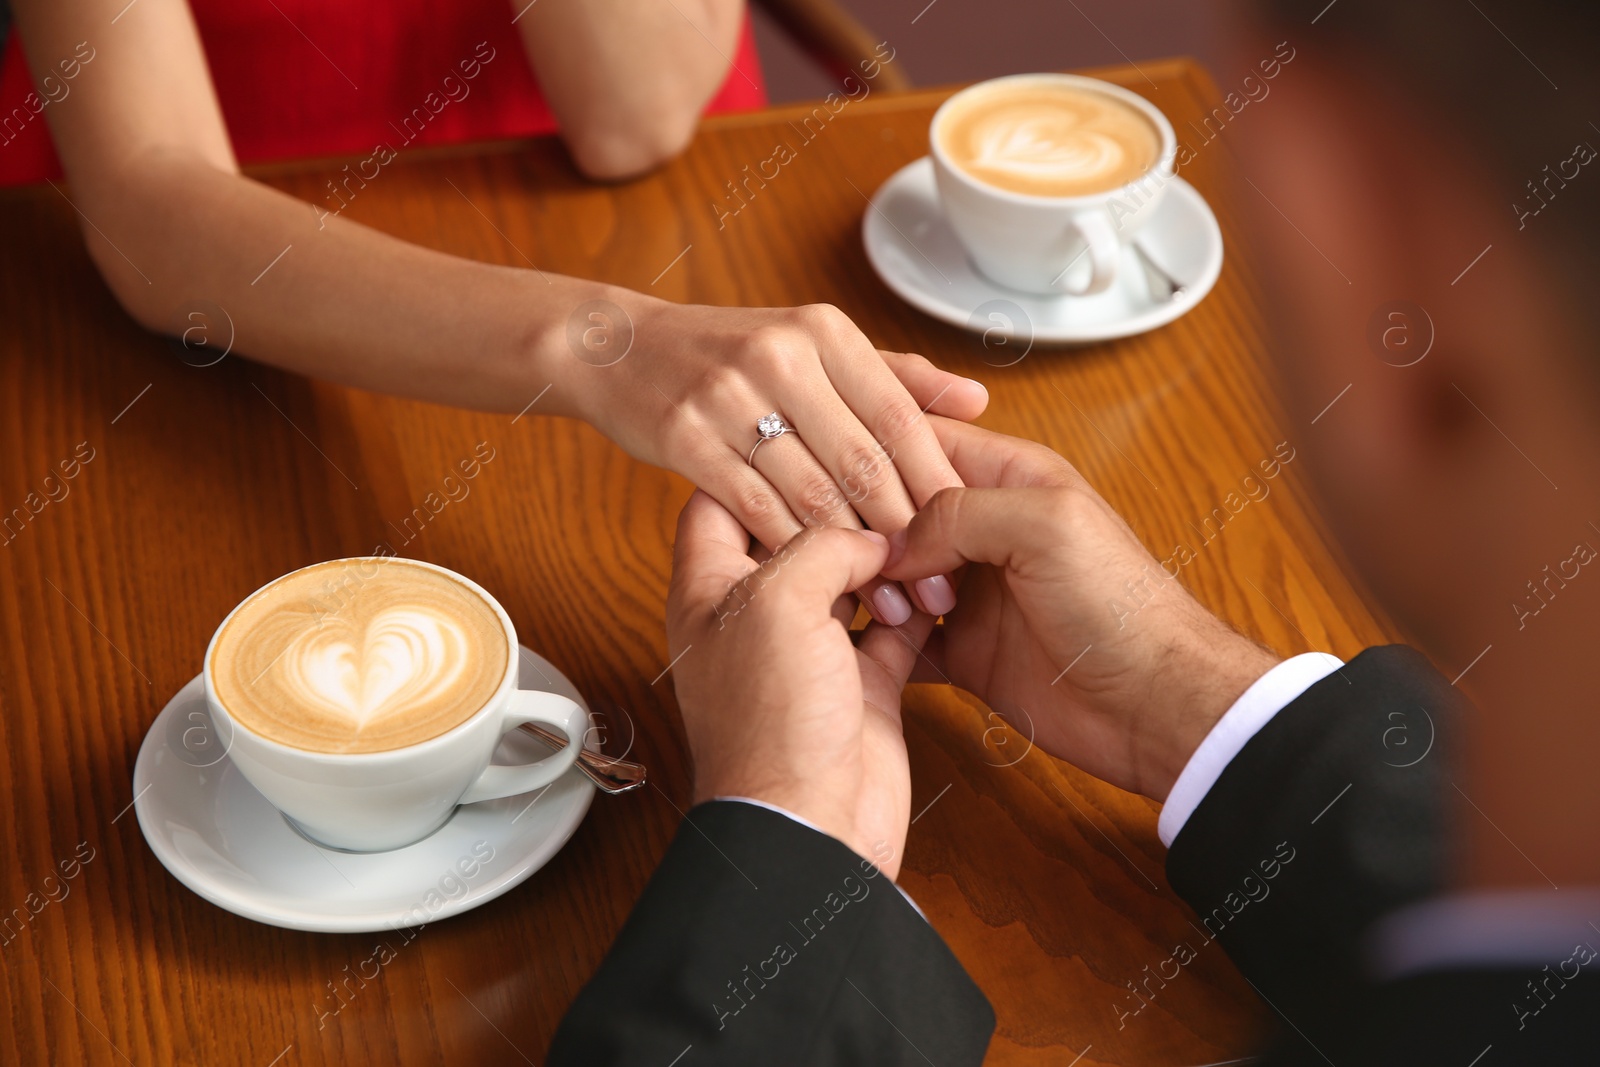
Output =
[{"x1": 862, "y1": 156, "x2": 1224, "y2": 346}]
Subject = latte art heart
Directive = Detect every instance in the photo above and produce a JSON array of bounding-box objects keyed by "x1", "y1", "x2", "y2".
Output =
[
  {"x1": 286, "y1": 608, "x2": 474, "y2": 729},
  {"x1": 969, "y1": 117, "x2": 1129, "y2": 186},
  {"x1": 210, "y1": 558, "x2": 509, "y2": 754},
  {"x1": 938, "y1": 82, "x2": 1161, "y2": 198}
]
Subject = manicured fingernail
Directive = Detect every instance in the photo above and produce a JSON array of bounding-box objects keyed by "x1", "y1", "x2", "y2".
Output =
[
  {"x1": 871, "y1": 583, "x2": 913, "y2": 626},
  {"x1": 857, "y1": 529, "x2": 888, "y2": 547},
  {"x1": 916, "y1": 574, "x2": 957, "y2": 616},
  {"x1": 966, "y1": 377, "x2": 988, "y2": 396},
  {"x1": 885, "y1": 527, "x2": 908, "y2": 568}
]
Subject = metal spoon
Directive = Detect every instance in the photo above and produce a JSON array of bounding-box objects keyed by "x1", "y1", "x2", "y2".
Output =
[
  {"x1": 521, "y1": 722, "x2": 647, "y2": 794},
  {"x1": 1133, "y1": 240, "x2": 1186, "y2": 302}
]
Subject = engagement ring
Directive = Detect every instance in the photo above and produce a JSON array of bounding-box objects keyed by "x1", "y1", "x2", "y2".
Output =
[{"x1": 748, "y1": 411, "x2": 797, "y2": 465}]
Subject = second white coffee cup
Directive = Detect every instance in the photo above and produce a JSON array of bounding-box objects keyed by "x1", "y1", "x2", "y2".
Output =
[
  {"x1": 203, "y1": 558, "x2": 587, "y2": 853},
  {"x1": 930, "y1": 72, "x2": 1178, "y2": 297}
]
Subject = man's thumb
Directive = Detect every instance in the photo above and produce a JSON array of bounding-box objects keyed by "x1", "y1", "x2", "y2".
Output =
[
  {"x1": 884, "y1": 486, "x2": 1065, "y2": 580},
  {"x1": 763, "y1": 526, "x2": 890, "y2": 611}
]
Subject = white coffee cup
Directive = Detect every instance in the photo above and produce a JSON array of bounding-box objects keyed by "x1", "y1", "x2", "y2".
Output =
[
  {"x1": 930, "y1": 73, "x2": 1178, "y2": 296},
  {"x1": 203, "y1": 558, "x2": 588, "y2": 853}
]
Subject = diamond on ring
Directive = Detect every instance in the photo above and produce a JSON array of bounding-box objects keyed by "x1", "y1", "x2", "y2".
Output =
[{"x1": 749, "y1": 412, "x2": 798, "y2": 466}]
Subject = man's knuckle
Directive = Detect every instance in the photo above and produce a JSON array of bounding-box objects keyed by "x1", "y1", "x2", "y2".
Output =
[
  {"x1": 1041, "y1": 486, "x2": 1093, "y2": 530},
  {"x1": 926, "y1": 485, "x2": 962, "y2": 519}
]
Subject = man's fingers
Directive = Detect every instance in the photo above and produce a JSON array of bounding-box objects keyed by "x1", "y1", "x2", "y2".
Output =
[
  {"x1": 668, "y1": 490, "x2": 760, "y2": 633},
  {"x1": 879, "y1": 350, "x2": 989, "y2": 422},
  {"x1": 929, "y1": 416, "x2": 1085, "y2": 490},
  {"x1": 906, "y1": 624, "x2": 950, "y2": 685},
  {"x1": 761, "y1": 526, "x2": 892, "y2": 616},
  {"x1": 881, "y1": 485, "x2": 1078, "y2": 581},
  {"x1": 880, "y1": 487, "x2": 1015, "y2": 580},
  {"x1": 856, "y1": 612, "x2": 938, "y2": 695}
]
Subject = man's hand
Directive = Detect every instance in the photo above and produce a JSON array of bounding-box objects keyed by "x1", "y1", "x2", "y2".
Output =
[
  {"x1": 882, "y1": 420, "x2": 1280, "y2": 801},
  {"x1": 666, "y1": 491, "x2": 936, "y2": 878}
]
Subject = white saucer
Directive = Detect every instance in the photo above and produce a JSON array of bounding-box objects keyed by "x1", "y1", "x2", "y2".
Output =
[
  {"x1": 133, "y1": 646, "x2": 598, "y2": 933},
  {"x1": 861, "y1": 157, "x2": 1223, "y2": 346}
]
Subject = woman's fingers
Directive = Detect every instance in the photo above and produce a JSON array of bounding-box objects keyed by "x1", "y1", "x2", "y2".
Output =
[
  {"x1": 804, "y1": 318, "x2": 966, "y2": 614},
  {"x1": 779, "y1": 386, "x2": 959, "y2": 616},
  {"x1": 780, "y1": 390, "x2": 915, "y2": 525},
  {"x1": 878, "y1": 350, "x2": 989, "y2": 422},
  {"x1": 815, "y1": 329, "x2": 964, "y2": 510},
  {"x1": 691, "y1": 436, "x2": 810, "y2": 553},
  {"x1": 747, "y1": 421, "x2": 865, "y2": 530},
  {"x1": 748, "y1": 427, "x2": 914, "y2": 626},
  {"x1": 660, "y1": 306, "x2": 983, "y2": 624}
]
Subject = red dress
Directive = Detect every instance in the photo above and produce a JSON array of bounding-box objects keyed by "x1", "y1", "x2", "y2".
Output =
[{"x1": 0, "y1": 0, "x2": 766, "y2": 186}]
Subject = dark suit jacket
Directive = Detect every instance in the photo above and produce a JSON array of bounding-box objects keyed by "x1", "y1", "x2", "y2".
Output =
[
  {"x1": 547, "y1": 800, "x2": 994, "y2": 1065},
  {"x1": 550, "y1": 647, "x2": 1598, "y2": 1064},
  {"x1": 1167, "y1": 645, "x2": 1600, "y2": 1064}
]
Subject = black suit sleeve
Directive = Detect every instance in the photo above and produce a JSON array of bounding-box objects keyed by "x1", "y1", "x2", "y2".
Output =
[
  {"x1": 549, "y1": 800, "x2": 994, "y2": 1067},
  {"x1": 1165, "y1": 645, "x2": 1466, "y2": 1054}
]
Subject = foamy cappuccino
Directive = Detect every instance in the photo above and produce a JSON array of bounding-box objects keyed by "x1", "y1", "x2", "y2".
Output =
[
  {"x1": 210, "y1": 557, "x2": 508, "y2": 754},
  {"x1": 936, "y1": 81, "x2": 1161, "y2": 198},
  {"x1": 929, "y1": 73, "x2": 1177, "y2": 295}
]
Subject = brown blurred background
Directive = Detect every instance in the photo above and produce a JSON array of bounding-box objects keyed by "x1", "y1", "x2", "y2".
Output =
[{"x1": 751, "y1": 0, "x2": 1231, "y2": 101}]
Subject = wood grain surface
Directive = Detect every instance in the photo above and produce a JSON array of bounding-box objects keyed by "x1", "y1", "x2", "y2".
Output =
[{"x1": 0, "y1": 58, "x2": 1398, "y2": 1066}]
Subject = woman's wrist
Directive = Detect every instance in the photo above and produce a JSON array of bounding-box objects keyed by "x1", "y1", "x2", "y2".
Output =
[{"x1": 513, "y1": 276, "x2": 662, "y2": 425}]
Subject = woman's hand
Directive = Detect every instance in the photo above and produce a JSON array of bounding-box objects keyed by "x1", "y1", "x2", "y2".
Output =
[
  {"x1": 12, "y1": 0, "x2": 983, "y2": 604},
  {"x1": 568, "y1": 297, "x2": 988, "y2": 620}
]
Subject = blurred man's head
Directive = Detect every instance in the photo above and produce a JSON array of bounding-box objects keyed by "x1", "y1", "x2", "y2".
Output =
[{"x1": 1234, "y1": 0, "x2": 1600, "y2": 883}]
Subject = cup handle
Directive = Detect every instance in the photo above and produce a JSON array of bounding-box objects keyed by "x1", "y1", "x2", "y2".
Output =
[
  {"x1": 1054, "y1": 210, "x2": 1120, "y2": 296},
  {"x1": 458, "y1": 690, "x2": 588, "y2": 804}
]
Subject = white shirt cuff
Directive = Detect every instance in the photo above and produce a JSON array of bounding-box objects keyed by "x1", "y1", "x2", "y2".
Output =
[
  {"x1": 1157, "y1": 652, "x2": 1344, "y2": 847},
  {"x1": 712, "y1": 795, "x2": 926, "y2": 919}
]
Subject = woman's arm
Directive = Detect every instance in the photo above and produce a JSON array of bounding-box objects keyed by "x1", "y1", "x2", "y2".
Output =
[
  {"x1": 12, "y1": 0, "x2": 986, "y2": 617},
  {"x1": 513, "y1": 0, "x2": 747, "y2": 180},
  {"x1": 12, "y1": 0, "x2": 589, "y2": 415}
]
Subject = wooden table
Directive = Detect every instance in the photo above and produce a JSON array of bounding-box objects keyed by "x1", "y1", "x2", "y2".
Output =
[{"x1": 0, "y1": 58, "x2": 1397, "y2": 1066}]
